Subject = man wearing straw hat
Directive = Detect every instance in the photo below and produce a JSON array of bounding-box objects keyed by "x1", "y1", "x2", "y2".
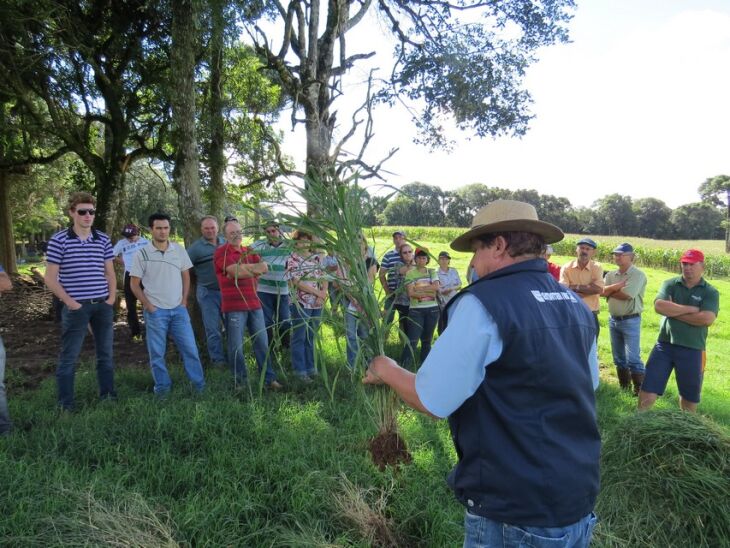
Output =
[{"x1": 364, "y1": 200, "x2": 600, "y2": 547}]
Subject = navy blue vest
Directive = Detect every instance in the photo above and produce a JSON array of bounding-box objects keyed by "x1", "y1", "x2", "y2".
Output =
[{"x1": 442, "y1": 258, "x2": 600, "y2": 527}]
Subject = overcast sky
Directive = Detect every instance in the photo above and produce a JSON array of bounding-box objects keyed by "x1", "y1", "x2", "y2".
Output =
[{"x1": 275, "y1": 0, "x2": 730, "y2": 208}]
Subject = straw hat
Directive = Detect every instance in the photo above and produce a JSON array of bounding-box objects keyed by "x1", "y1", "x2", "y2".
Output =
[{"x1": 450, "y1": 200, "x2": 564, "y2": 252}]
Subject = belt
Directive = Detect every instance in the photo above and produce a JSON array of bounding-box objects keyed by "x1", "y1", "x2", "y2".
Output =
[
  {"x1": 611, "y1": 313, "x2": 640, "y2": 321},
  {"x1": 77, "y1": 297, "x2": 109, "y2": 304}
]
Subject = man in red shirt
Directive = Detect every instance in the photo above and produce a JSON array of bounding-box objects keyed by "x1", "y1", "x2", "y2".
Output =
[
  {"x1": 214, "y1": 219, "x2": 282, "y2": 390},
  {"x1": 543, "y1": 244, "x2": 561, "y2": 281}
]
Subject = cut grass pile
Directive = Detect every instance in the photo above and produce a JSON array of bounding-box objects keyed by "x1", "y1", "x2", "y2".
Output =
[{"x1": 595, "y1": 410, "x2": 730, "y2": 547}]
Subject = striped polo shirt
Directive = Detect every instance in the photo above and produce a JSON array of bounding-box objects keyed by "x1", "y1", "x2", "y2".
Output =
[
  {"x1": 251, "y1": 239, "x2": 292, "y2": 295},
  {"x1": 46, "y1": 227, "x2": 114, "y2": 301},
  {"x1": 381, "y1": 248, "x2": 402, "y2": 291}
]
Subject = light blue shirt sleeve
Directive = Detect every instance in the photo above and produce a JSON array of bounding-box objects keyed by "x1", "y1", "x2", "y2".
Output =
[
  {"x1": 588, "y1": 339, "x2": 599, "y2": 391},
  {"x1": 415, "y1": 293, "x2": 503, "y2": 418}
]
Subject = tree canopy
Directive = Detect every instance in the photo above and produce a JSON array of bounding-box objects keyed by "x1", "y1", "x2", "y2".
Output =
[
  {"x1": 699, "y1": 175, "x2": 730, "y2": 252},
  {"x1": 246, "y1": 0, "x2": 576, "y2": 179}
]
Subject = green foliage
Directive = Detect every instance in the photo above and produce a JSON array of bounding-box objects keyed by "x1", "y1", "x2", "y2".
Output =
[
  {"x1": 373, "y1": 182, "x2": 725, "y2": 240},
  {"x1": 669, "y1": 203, "x2": 724, "y2": 240},
  {"x1": 699, "y1": 175, "x2": 730, "y2": 251},
  {"x1": 384, "y1": 0, "x2": 576, "y2": 146},
  {"x1": 124, "y1": 163, "x2": 180, "y2": 231},
  {"x1": 590, "y1": 194, "x2": 637, "y2": 236},
  {"x1": 633, "y1": 197, "x2": 673, "y2": 239}
]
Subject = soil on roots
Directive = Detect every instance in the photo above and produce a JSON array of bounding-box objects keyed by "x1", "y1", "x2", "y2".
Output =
[{"x1": 368, "y1": 430, "x2": 412, "y2": 470}]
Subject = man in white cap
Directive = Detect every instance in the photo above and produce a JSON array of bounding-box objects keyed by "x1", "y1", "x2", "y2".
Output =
[
  {"x1": 113, "y1": 223, "x2": 148, "y2": 341},
  {"x1": 363, "y1": 200, "x2": 600, "y2": 547}
]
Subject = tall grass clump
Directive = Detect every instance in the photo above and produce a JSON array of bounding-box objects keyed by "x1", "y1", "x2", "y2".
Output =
[
  {"x1": 595, "y1": 410, "x2": 730, "y2": 547},
  {"x1": 276, "y1": 175, "x2": 409, "y2": 465}
]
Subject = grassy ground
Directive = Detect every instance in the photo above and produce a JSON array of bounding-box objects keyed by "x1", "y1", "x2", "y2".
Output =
[{"x1": 1, "y1": 231, "x2": 728, "y2": 546}]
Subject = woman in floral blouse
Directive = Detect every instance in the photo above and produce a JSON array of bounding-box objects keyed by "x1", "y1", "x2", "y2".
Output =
[{"x1": 286, "y1": 230, "x2": 328, "y2": 381}]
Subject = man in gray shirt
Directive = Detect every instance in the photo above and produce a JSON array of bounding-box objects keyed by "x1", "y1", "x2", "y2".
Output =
[
  {"x1": 130, "y1": 212, "x2": 205, "y2": 396},
  {"x1": 186, "y1": 215, "x2": 225, "y2": 366}
]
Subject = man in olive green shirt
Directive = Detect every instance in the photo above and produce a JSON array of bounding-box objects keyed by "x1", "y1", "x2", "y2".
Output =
[
  {"x1": 639, "y1": 249, "x2": 719, "y2": 412},
  {"x1": 603, "y1": 243, "x2": 647, "y2": 395}
]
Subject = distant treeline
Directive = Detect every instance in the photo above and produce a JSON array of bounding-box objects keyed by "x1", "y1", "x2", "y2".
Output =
[{"x1": 371, "y1": 182, "x2": 724, "y2": 240}]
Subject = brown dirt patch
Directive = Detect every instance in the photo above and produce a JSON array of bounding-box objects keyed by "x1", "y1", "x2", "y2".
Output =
[
  {"x1": 0, "y1": 274, "x2": 149, "y2": 392},
  {"x1": 368, "y1": 430, "x2": 413, "y2": 470}
]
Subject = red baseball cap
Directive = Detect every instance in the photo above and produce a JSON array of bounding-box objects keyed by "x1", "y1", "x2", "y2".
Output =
[{"x1": 680, "y1": 249, "x2": 704, "y2": 264}]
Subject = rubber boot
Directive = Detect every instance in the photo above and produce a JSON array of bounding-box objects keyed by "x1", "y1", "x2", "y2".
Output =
[
  {"x1": 631, "y1": 372, "x2": 645, "y2": 397},
  {"x1": 616, "y1": 367, "x2": 631, "y2": 390}
]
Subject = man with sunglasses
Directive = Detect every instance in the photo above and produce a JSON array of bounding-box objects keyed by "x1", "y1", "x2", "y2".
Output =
[{"x1": 45, "y1": 192, "x2": 117, "y2": 411}]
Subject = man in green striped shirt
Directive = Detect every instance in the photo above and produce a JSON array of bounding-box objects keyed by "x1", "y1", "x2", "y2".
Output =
[{"x1": 252, "y1": 222, "x2": 293, "y2": 349}]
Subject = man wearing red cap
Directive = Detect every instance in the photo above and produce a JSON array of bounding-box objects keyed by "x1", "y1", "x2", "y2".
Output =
[{"x1": 639, "y1": 249, "x2": 719, "y2": 412}]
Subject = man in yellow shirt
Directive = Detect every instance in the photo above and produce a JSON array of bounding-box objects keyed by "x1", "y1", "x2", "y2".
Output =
[{"x1": 560, "y1": 238, "x2": 604, "y2": 336}]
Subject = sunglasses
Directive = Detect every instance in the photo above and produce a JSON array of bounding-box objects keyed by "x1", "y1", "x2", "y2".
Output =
[
  {"x1": 76, "y1": 208, "x2": 96, "y2": 216},
  {"x1": 224, "y1": 216, "x2": 238, "y2": 222}
]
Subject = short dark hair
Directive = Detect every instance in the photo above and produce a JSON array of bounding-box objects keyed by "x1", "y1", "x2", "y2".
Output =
[
  {"x1": 148, "y1": 212, "x2": 171, "y2": 228},
  {"x1": 475, "y1": 231, "x2": 544, "y2": 258}
]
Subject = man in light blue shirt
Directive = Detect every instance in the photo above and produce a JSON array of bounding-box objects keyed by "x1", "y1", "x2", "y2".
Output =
[{"x1": 364, "y1": 200, "x2": 600, "y2": 548}]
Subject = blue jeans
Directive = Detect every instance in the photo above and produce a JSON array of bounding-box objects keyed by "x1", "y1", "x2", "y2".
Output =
[
  {"x1": 0, "y1": 335, "x2": 11, "y2": 434},
  {"x1": 143, "y1": 306, "x2": 205, "y2": 394},
  {"x1": 225, "y1": 309, "x2": 277, "y2": 384},
  {"x1": 401, "y1": 306, "x2": 440, "y2": 369},
  {"x1": 609, "y1": 315, "x2": 645, "y2": 373},
  {"x1": 257, "y1": 291, "x2": 291, "y2": 347},
  {"x1": 57, "y1": 301, "x2": 115, "y2": 410},
  {"x1": 463, "y1": 511, "x2": 597, "y2": 548},
  {"x1": 290, "y1": 306, "x2": 322, "y2": 377},
  {"x1": 345, "y1": 308, "x2": 369, "y2": 369},
  {"x1": 196, "y1": 284, "x2": 225, "y2": 363}
]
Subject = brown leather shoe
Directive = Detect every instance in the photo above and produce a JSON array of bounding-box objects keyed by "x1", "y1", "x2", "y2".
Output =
[{"x1": 267, "y1": 380, "x2": 284, "y2": 391}]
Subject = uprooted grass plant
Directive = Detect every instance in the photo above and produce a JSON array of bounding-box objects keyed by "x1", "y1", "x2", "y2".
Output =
[{"x1": 274, "y1": 176, "x2": 408, "y2": 465}]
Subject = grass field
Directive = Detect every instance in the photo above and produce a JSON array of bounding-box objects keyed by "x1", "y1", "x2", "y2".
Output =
[{"x1": 1, "y1": 229, "x2": 728, "y2": 546}]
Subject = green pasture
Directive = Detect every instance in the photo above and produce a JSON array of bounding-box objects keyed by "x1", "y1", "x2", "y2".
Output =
[{"x1": 1, "y1": 228, "x2": 729, "y2": 546}]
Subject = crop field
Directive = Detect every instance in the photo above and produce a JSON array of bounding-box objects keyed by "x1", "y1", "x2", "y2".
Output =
[{"x1": 1, "y1": 228, "x2": 728, "y2": 546}]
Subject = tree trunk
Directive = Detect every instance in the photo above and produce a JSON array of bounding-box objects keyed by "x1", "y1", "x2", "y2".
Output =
[
  {"x1": 304, "y1": 101, "x2": 334, "y2": 183},
  {"x1": 171, "y1": 0, "x2": 205, "y2": 343},
  {"x1": 207, "y1": 0, "x2": 226, "y2": 221},
  {"x1": 0, "y1": 172, "x2": 17, "y2": 273},
  {"x1": 94, "y1": 169, "x2": 126, "y2": 236},
  {"x1": 171, "y1": 0, "x2": 203, "y2": 246}
]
